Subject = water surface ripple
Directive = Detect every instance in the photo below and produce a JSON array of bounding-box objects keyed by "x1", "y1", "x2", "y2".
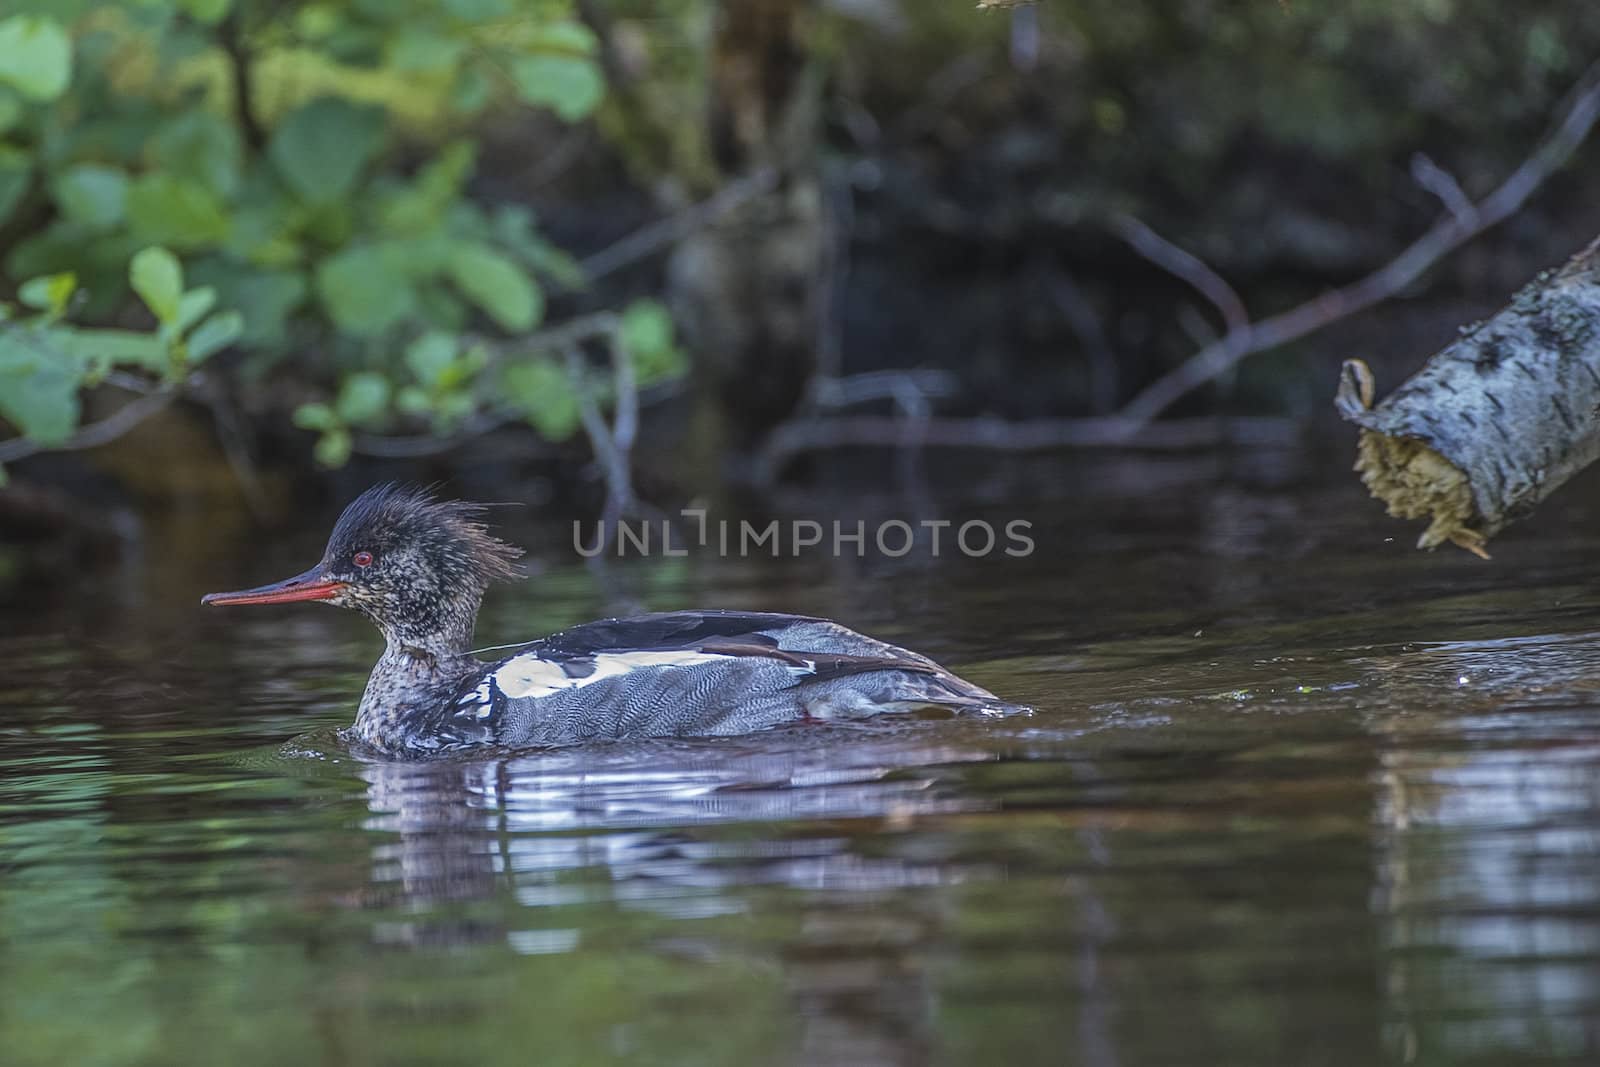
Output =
[{"x1": 6, "y1": 483, "x2": 1600, "y2": 1064}]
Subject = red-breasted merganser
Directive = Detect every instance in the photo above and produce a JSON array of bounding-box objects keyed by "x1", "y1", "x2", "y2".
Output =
[{"x1": 202, "y1": 484, "x2": 1010, "y2": 755}]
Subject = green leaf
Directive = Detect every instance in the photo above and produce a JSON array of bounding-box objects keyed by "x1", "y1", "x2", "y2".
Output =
[
  {"x1": 130, "y1": 247, "x2": 184, "y2": 324},
  {"x1": 174, "y1": 287, "x2": 217, "y2": 334},
  {"x1": 18, "y1": 272, "x2": 75, "y2": 314},
  {"x1": 316, "y1": 244, "x2": 413, "y2": 336},
  {"x1": 187, "y1": 311, "x2": 242, "y2": 362},
  {"x1": 377, "y1": 140, "x2": 474, "y2": 234},
  {"x1": 0, "y1": 89, "x2": 19, "y2": 136},
  {"x1": 414, "y1": 282, "x2": 467, "y2": 332},
  {"x1": 388, "y1": 28, "x2": 465, "y2": 71},
  {"x1": 523, "y1": 21, "x2": 598, "y2": 54},
  {"x1": 621, "y1": 299, "x2": 673, "y2": 357},
  {"x1": 442, "y1": 0, "x2": 512, "y2": 18},
  {"x1": 179, "y1": 0, "x2": 232, "y2": 23},
  {"x1": 395, "y1": 385, "x2": 431, "y2": 415},
  {"x1": 50, "y1": 164, "x2": 128, "y2": 229},
  {"x1": 448, "y1": 243, "x2": 541, "y2": 332},
  {"x1": 335, "y1": 371, "x2": 390, "y2": 425},
  {"x1": 0, "y1": 334, "x2": 80, "y2": 445},
  {"x1": 502, "y1": 357, "x2": 578, "y2": 440},
  {"x1": 0, "y1": 16, "x2": 72, "y2": 102},
  {"x1": 509, "y1": 54, "x2": 604, "y2": 122},
  {"x1": 493, "y1": 205, "x2": 585, "y2": 289},
  {"x1": 314, "y1": 428, "x2": 352, "y2": 467},
  {"x1": 432, "y1": 390, "x2": 475, "y2": 429},
  {"x1": 293, "y1": 401, "x2": 338, "y2": 432},
  {"x1": 220, "y1": 162, "x2": 303, "y2": 264},
  {"x1": 620, "y1": 298, "x2": 687, "y2": 383},
  {"x1": 268, "y1": 97, "x2": 386, "y2": 205},
  {"x1": 404, "y1": 331, "x2": 456, "y2": 386},
  {"x1": 189, "y1": 258, "x2": 307, "y2": 346},
  {"x1": 148, "y1": 111, "x2": 242, "y2": 198},
  {"x1": 125, "y1": 173, "x2": 230, "y2": 249},
  {"x1": 450, "y1": 64, "x2": 492, "y2": 115},
  {"x1": 56, "y1": 329, "x2": 168, "y2": 372},
  {"x1": 0, "y1": 368, "x2": 79, "y2": 443},
  {"x1": 0, "y1": 148, "x2": 31, "y2": 227}
]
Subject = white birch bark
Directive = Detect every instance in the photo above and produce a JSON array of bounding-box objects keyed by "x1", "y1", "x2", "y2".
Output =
[{"x1": 1335, "y1": 236, "x2": 1600, "y2": 555}]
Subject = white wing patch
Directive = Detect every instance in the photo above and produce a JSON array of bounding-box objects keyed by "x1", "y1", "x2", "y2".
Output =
[
  {"x1": 492, "y1": 650, "x2": 733, "y2": 700},
  {"x1": 453, "y1": 678, "x2": 495, "y2": 721}
]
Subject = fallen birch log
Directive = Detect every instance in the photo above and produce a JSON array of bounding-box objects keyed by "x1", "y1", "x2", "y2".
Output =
[{"x1": 1335, "y1": 235, "x2": 1600, "y2": 557}]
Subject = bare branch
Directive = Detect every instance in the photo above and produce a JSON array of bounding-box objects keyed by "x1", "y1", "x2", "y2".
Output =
[
  {"x1": 1116, "y1": 59, "x2": 1600, "y2": 426},
  {"x1": 810, "y1": 370, "x2": 959, "y2": 409},
  {"x1": 0, "y1": 388, "x2": 178, "y2": 464},
  {"x1": 1409, "y1": 152, "x2": 1475, "y2": 225},
  {"x1": 579, "y1": 167, "x2": 779, "y2": 283},
  {"x1": 604, "y1": 328, "x2": 638, "y2": 461},
  {"x1": 561, "y1": 322, "x2": 640, "y2": 549},
  {"x1": 351, "y1": 414, "x2": 528, "y2": 459},
  {"x1": 1113, "y1": 214, "x2": 1251, "y2": 337},
  {"x1": 753, "y1": 413, "x2": 1298, "y2": 483}
]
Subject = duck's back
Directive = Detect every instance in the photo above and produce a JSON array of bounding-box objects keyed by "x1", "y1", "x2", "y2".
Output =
[{"x1": 454, "y1": 611, "x2": 1003, "y2": 747}]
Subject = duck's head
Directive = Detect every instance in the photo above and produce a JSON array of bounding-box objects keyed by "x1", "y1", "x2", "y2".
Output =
[{"x1": 202, "y1": 484, "x2": 522, "y2": 653}]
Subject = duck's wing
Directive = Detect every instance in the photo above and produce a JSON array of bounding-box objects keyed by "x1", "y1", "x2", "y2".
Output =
[
  {"x1": 518, "y1": 609, "x2": 959, "y2": 684},
  {"x1": 466, "y1": 611, "x2": 1009, "y2": 745},
  {"x1": 529, "y1": 610, "x2": 824, "y2": 656}
]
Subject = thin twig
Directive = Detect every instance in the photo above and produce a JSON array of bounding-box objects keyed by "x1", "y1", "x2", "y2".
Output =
[
  {"x1": 517, "y1": 126, "x2": 592, "y2": 191},
  {"x1": 561, "y1": 327, "x2": 638, "y2": 550},
  {"x1": 579, "y1": 167, "x2": 779, "y2": 282},
  {"x1": 523, "y1": 310, "x2": 623, "y2": 351},
  {"x1": 1112, "y1": 214, "x2": 1250, "y2": 336},
  {"x1": 0, "y1": 388, "x2": 178, "y2": 464},
  {"x1": 351, "y1": 413, "x2": 526, "y2": 458},
  {"x1": 810, "y1": 369, "x2": 959, "y2": 409},
  {"x1": 603, "y1": 328, "x2": 637, "y2": 462},
  {"x1": 753, "y1": 413, "x2": 1299, "y2": 483},
  {"x1": 1116, "y1": 59, "x2": 1600, "y2": 426},
  {"x1": 1409, "y1": 153, "x2": 1475, "y2": 225},
  {"x1": 562, "y1": 341, "x2": 620, "y2": 480}
]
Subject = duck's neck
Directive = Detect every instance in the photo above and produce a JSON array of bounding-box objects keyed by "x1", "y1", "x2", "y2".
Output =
[{"x1": 351, "y1": 592, "x2": 484, "y2": 751}]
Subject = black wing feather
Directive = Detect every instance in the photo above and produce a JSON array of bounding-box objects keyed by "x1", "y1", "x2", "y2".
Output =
[
  {"x1": 528, "y1": 611, "x2": 822, "y2": 657},
  {"x1": 508, "y1": 610, "x2": 943, "y2": 683}
]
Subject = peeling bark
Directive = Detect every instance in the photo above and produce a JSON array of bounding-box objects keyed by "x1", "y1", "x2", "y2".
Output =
[{"x1": 1336, "y1": 236, "x2": 1600, "y2": 555}]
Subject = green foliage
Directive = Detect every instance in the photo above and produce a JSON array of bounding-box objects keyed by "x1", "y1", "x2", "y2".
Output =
[
  {"x1": 50, "y1": 165, "x2": 128, "y2": 229},
  {"x1": 130, "y1": 248, "x2": 183, "y2": 325},
  {"x1": 503, "y1": 356, "x2": 579, "y2": 440},
  {"x1": 621, "y1": 298, "x2": 688, "y2": 383},
  {"x1": 0, "y1": 16, "x2": 73, "y2": 101},
  {"x1": 0, "y1": 1, "x2": 679, "y2": 471},
  {"x1": 448, "y1": 244, "x2": 543, "y2": 332},
  {"x1": 0, "y1": 245, "x2": 234, "y2": 481},
  {"x1": 268, "y1": 97, "x2": 387, "y2": 205}
]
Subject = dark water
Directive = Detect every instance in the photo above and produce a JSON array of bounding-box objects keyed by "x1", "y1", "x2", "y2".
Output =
[{"x1": 7, "y1": 460, "x2": 1600, "y2": 1065}]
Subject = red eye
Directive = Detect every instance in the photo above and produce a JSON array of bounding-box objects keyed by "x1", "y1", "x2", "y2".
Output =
[{"x1": 353, "y1": 551, "x2": 374, "y2": 567}]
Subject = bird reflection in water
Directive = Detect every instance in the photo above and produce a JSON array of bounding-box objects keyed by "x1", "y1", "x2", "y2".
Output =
[{"x1": 354, "y1": 726, "x2": 1001, "y2": 1065}]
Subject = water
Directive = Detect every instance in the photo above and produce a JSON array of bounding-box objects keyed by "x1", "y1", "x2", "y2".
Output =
[{"x1": 7, "y1": 461, "x2": 1600, "y2": 1065}]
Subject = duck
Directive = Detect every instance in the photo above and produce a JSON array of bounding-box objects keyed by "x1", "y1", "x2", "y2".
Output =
[{"x1": 202, "y1": 484, "x2": 1011, "y2": 755}]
